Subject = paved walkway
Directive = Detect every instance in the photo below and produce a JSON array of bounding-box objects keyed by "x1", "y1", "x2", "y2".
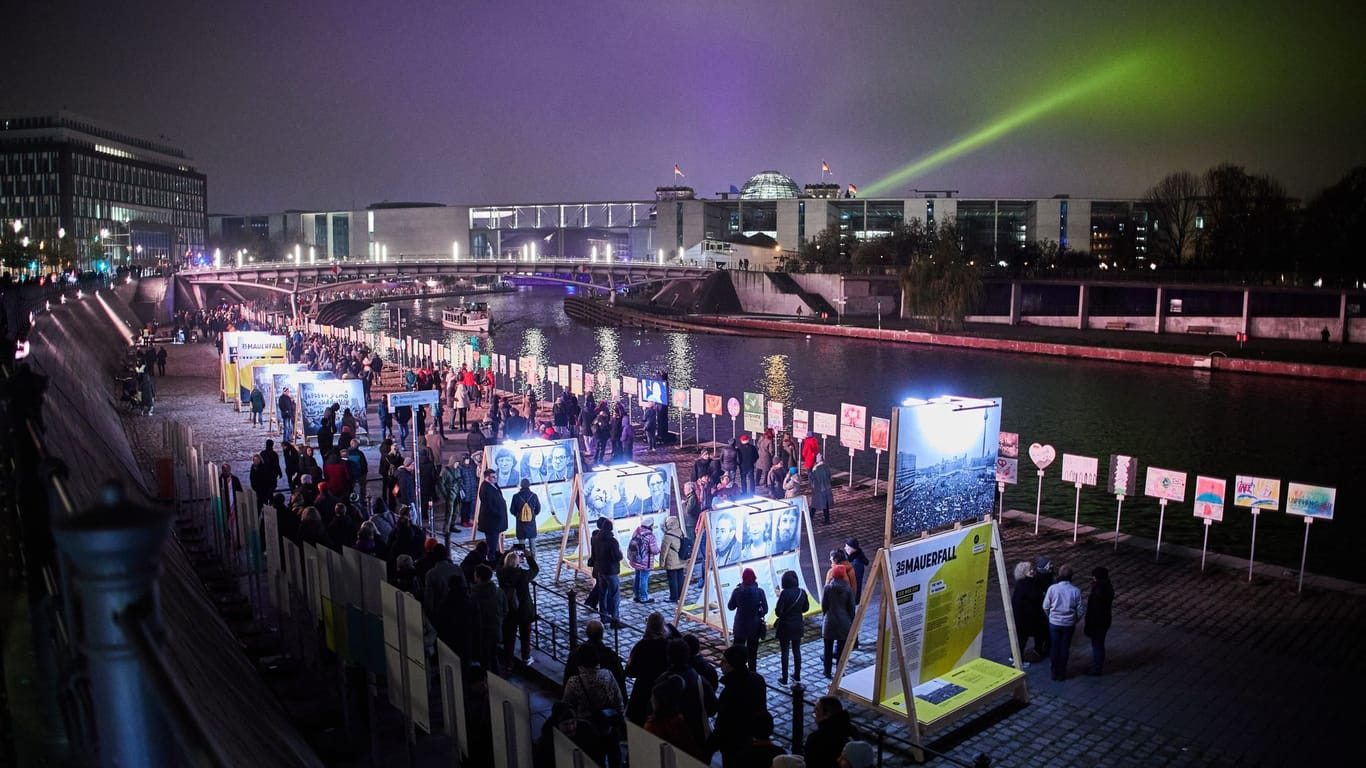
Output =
[{"x1": 124, "y1": 341, "x2": 1364, "y2": 766}]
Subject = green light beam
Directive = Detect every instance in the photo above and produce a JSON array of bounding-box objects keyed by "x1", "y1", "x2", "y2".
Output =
[{"x1": 862, "y1": 51, "x2": 1153, "y2": 198}]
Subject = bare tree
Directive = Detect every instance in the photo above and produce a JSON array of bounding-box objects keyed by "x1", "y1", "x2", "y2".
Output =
[{"x1": 1144, "y1": 171, "x2": 1202, "y2": 265}]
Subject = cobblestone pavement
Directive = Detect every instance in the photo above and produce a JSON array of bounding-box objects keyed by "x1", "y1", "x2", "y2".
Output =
[{"x1": 124, "y1": 341, "x2": 1364, "y2": 766}]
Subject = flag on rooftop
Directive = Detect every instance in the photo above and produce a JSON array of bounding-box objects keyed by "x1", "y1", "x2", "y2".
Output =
[
  {"x1": 848, "y1": 183, "x2": 858, "y2": 196},
  {"x1": 821, "y1": 160, "x2": 830, "y2": 173},
  {"x1": 674, "y1": 164, "x2": 685, "y2": 178},
  {"x1": 729, "y1": 184, "x2": 740, "y2": 195}
]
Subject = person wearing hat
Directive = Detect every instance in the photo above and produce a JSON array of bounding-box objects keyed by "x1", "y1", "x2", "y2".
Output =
[
  {"x1": 735, "y1": 433, "x2": 758, "y2": 495},
  {"x1": 800, "y1": 432, "x2": 820, "y2": 475},
  {"x1": 727, "y1": 568, "x2": 769, "y2": 671},
  {"x1": 839, "y1": 740, "x2": 876, "y2": 768},
  {"x1": 1029, "y1": 557, "x2": 1055, "y2": 659},
  {"x1": 1084, "y1": 566, "x2": 1115, "y2": 676},
  {"x1": 843, "y1": 539, "x2": 870, "y2": 603},
  {"x1": 709, "y1": 644, "x2": 768, "y2": 767},
  {"x1": 627, "y1": 517, "x2": 660, "y2": 603}
]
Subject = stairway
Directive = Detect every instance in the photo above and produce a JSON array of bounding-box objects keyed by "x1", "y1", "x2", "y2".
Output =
[{"x1": 764, "y1": 272, "x2": 837, "y2": 316}]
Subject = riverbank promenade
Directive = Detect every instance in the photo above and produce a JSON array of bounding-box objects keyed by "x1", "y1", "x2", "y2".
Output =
[{"x1": 124, "y1": 341, "x2": 1363, "y2": 767}]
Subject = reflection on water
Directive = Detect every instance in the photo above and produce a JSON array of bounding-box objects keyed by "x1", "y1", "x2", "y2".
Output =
[
  {"x1": 337, "y1": 287, "x2": 1366, "y2": 581},
  {"x1": 521, "y1": 328, "x2": 550, "y2": 398},
  {"x1": 760, "y1": 354, "x2": 795, "y2": 413},
  {"x1": 665, "y1": 333, "x2": 695, "y2": 394},
  {"x1": 589, "y1": 328, "x2": 624, "y2": 399}
]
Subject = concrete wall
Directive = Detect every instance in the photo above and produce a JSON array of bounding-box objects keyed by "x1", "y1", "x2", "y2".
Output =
[{"x1": 729, "y1": 270, "x2": 809, "y2": 315}]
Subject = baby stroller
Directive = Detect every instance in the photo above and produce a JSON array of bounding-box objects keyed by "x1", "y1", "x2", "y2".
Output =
[{"x1": 116, "y1": 376, "x2": 142, "y2": 414}]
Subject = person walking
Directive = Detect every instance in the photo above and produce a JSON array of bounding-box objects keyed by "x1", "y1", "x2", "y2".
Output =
[
  {"x1": 155, "y1": 346, "x2": 167, "y2": 376},
  {"x1": 1042, "y1": 564, "x2": 1084, "y2": 681},
  {"x1": 821, "y1": 574, "x2": 855, "y2": 679},
  {"x1": 726, "y1": 568, "x2": 769, "y2": 672},
  {"x1": 498, "y1": 548, "x2": 538, "y2": 667},
  {"x1": 808, "y1": 454, "x2": 834, "y2": 523},
  {"x1": 774, "y1": 569, "x2": 810, "y2": 685},
  {"x1": 1084, "y1": 566, "x2": 1114, "y2": 676}
]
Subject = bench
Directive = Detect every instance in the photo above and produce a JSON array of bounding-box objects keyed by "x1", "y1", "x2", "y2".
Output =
[
  {"x1": 1185, "y1": 325, "x2": 1218, "y2": 335},
  {"x1": 1104, "y1": 321, "x2": 1131, "y2": 330}
]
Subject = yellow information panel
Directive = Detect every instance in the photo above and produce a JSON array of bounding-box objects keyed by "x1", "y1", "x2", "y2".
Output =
[{"x1": 880, "y1": 658, "x2": 1024, "y2": 726}]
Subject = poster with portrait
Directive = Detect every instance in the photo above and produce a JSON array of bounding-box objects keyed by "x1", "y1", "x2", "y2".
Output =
[
  {"x1": 741, "y1": 511, "x2": 773, "y2": 561},
  {"x1": 571, "y1": 363, "x2": 584, "y2": 395},
  {"x1": 769, "y1": 502, "x2": 802, "y2": 554},
  {"x1": 1107, "y1": 455, "x2": 1139, "y2": 496},
  {"x1": 767, "y1": 401, "x2": 784, "y2": 432},
  {"x1": 870, "y1": 417, "x2": 891, "y2": 453},
  {"x1": 622, "y1": 463, "x2": 678, "y2": 517},
  {"x1": 1194, "y1": 476, "x2": 1226, "y2": 521},
  {"x1": 704, "y1": 394, "x2": 723, "y2": 417},
  {"x1": 671, "y1": 388, "x2": 690, "y2": 412},
  {"x1": 1143, "y1": 467, "x2": 1187, "y2": 502},
  {"x1": 481, "y1": 438, "x2": 581, "y2": 533},
  {"x1": 708, "y1": 506, "x2": 744, "y2": 567},
  {"x1": 1060, "y1": 454, "x2": 1099, "y2": 486},
  {"x1": 812, "y1": 411, "x2": 838, "y2": 438},
  {"x1": 887, "y1": 397, "x2": 1002, "y2": 541},
  {"x1": 639, "y1": 378, "x2": 667, "y2": 406},
  {"x1": 299, "y1": 380, "x2": 367, "y2": 439},
  {"x1": 792, "y1": 409, "x2": 810, "y2": 439},
  {"x1": 1285, "y1": 483, "x2": 1336, "y2": 519},
  {"x1": 743, "y1": 392, "x2": 765, "y2": 433},
  {"x1": 839, "y1": 403, "x2": 867, "y2": 452},
  {"x1": 1234, "y1": 475, "x2": 1281, "y2": 510},
  {"x1": 580, "y1": 469, "x2": 633, "y2": 522},
  {"x1": 501, "y1": 480, "x2": 575, "y2": 534}
]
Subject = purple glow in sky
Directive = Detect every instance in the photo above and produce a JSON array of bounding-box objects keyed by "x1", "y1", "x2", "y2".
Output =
[{"x1": 10, "y1": 0, "x2": 1364, "y2": 212}]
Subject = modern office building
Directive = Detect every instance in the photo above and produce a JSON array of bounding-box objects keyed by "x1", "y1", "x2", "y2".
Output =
[
  {"x1": 0, "y1": 110, "x2": 207, "y2": 269},
  {"x1": 208, "y1": 169, "x2": 1157, "y2": 270}
]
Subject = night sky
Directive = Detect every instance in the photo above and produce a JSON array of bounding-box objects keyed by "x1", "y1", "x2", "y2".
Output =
[{"x1": 10, "y1": 0, "x2": 1364, "y2": 213}]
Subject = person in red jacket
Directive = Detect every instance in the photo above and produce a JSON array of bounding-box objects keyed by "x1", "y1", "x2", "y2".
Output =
[{"x1": 801, "y1": 432, "x2": 820, "y2": 475}]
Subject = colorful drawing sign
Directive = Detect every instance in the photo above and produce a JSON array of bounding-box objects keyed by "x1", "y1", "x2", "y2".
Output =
[
  {"x1": 671, "y1": 388, "x2": 690, "y2": 411},
  {"x1": 1061, "y1": 454, "x2": 1099, "y2": 486},
  {"x1": 1285, "y1": 483, "x2": 1336, "y2": 519},
  {"x1": 792, "y1": 409, "x2": 810, "y2": 438},
  {"x1": 726, "y1": 397, "x2": 741, "y2": 419},
  {"x1": 742, "y1": 392, "x2": 765, "y2": 433},
  {"x1": 1144, "y1": 467, "x2": 1188, "y2": 502},
  {"x1": 704, "y1": 394, "x2": 723, "y2": 417},
  {"x1": 1194, "y1": 476, "x2": 1226, "y2": 521},
  {"x1": 1233, "y1": 475, "x2": 1282, "y2": 510},
  {"x1": 998, "y1": 432, "x2": 1019, "y2": 459},
  {"x1": 869, "y1": 416, "x2": 891, "y2": 452},
  {"x1": 571, "y1": 363, "x2": 584, "y2": 395},
  {"x1": 839, "y1": 403, "x2": 867, "y2": 452},
  {"x1": 995, "y1": 457, "x2": 1019, "y2": 485}
]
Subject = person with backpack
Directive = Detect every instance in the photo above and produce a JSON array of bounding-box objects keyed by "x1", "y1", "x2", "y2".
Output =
[
  {"x1": 658, "y1": 516, "x2": 690, "y2": 603},
  {"x1": 511, "y1": 478, "x2": 541, "y2": 549},
  {"x1": 628, "y1": 519, "x2": 660, "y2": 603}
]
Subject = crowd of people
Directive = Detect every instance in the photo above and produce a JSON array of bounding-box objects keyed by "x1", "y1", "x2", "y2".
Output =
[{"x1": 1010, "y1": 556, "x2": 1116, "y2": 680}]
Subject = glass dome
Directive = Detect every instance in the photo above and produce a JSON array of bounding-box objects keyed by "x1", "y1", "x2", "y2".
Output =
[{"x1": 739, "y1": 171, "x2": 800, "y2": 200}]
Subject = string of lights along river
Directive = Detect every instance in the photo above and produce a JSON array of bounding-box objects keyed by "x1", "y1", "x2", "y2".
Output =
[{"x1": 348, "y1": 287, "x2": 1364, "y2": 584}]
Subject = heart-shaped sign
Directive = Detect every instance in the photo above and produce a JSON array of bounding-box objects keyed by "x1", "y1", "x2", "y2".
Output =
[{"x1": 1028, "y1": 443, "x2": 1056, "y2": 470}]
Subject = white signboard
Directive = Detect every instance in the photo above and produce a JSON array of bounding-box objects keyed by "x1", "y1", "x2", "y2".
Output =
[
  {"x1": 839, "y1": 402, "x2": 867, "y2": 452},
  {"x1": 812, "y1": 411, "x2": 837, "y2": 438},
  {"x1": 1060, "y1": 453, "x2": 1099, "y2": 486}
]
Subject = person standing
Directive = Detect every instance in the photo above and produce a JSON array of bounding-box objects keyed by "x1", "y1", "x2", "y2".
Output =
[
  {"x1": 808, "y1": 454, "x2": 834, "y2": 523},
  {"x1": 774, "y1": 569, "x2": 810, "y2": 685},
  {"x1": 821, "y1": 574, "x2": 855, "y2": 679},
  {"x1": 627, "y1": 519, "x2": 659, "y2": 603},
  {"x1": 277, "y1": 387, "x2": 297, "y2": 443},
  {"x1": 498, "y1": 548, "x2": 538, "y2": 667},
  {"x1": 843, "y1": 539, "x2": 870, "y2": 604},
  {"x1": 1042, "y1": 564, "x2": 1084, "y2": 681},
  {"x1": 726, "y1": 568, "x2": 769, "y2": 672},
  {"x1": 476, "y1": 468, "x2": 508, "y2": 558},
  {"x1": 658, "y1": 516, "x2": 687, "y2": 603},
  {"x1": 804, "y1": 696, "x2": 860, "y2": 768},
  {"x1": 642, "y1": 403, "x2": 658, "y2": 452},
  {"x1": 589, "y1": 517, "x2": 624, "y2": 627},
  {"x1": 708, "y1": 645, "x2": 769, "y2": 768},
  {"x1": 1084, "y1": 567, "x2": 1114, "y2": 676},
  {"x1": 511, "y1": 478, "x2": 540, "y2": 550},
  {"x1": 800, "y1": 432, "x2": 820, "y2": 476},
  {"x1": 249, "y1": 385, "x2": 266, "y2": 426},
  {"x1": 735, "y1": 434, "x2": 758, "y2": 496},
  {"x1": 156, "y1": 345, "x2": 167, "y2": 376}
]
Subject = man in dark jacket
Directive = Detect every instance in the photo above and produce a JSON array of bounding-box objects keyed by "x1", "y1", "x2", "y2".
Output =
[
  {"x1": 588, "y1": 517, "x2": 623, "y2": 626},
  {"x1": 278, "y1": 387, "x2": 297, "y2": 443},
  {"x1": 735, "y1": 435, "x2": 758, "y2": 495},
  {"x1": 804, "y1": 696, "x2": 860, "y2": 768},
  {"x1": 564, "y1": 619, "x2": 627, "y2": 701},
  {"x1": 708, "y1": 645, "x2": 768, "y2": 768},
  {"x1": 476, "y1": 468, "x2": 508, "y2": 558}
]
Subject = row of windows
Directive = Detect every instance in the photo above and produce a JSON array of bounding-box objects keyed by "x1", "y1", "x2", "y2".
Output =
[
  {"x1": 71, "y1": 175, "x2": 203, "y2": 211},
  {"x1": 73, "y1": 153, "x2": 203, "y2": 194},
  {"x1": 0, "y1": 151, "x2": 58, "y2": 176}
]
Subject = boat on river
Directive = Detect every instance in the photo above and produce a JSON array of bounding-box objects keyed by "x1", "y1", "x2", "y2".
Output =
[{"x1": 441, "y1": 302, "x2": 491, "y2": 332}]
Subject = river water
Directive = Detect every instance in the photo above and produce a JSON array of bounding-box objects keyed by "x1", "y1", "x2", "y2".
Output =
[{"x1": 349, "y1": 287, "x2": 1364, "y2": 583}]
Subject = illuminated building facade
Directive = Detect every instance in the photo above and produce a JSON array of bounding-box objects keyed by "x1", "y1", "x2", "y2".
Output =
[{"x1": 0, "y1": 111, "x2": 207, "y2": 270}]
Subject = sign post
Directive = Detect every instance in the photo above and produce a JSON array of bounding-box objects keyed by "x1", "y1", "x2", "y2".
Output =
[
  {"x1": 1060, "y1": 454, "x2": 1098, "y2": 543},
  {"x1": 1144, "y1": 467, "x2": 1188, "y2": 561},
  {"x1": 726, "y1": 397, "x2": 740, "y2": 442},
  {"x1": 387, "y1": 389, "x2": 439, "y2": 524},
  {"x1": 1285, "y1": 482, "x2": 1336, "y2": 593},
  {"x1": 1106, "y1": 455, "x2": 1138, "y2": 551},
  {"x1": 1234, "y1": 475, "x2": 1281, "y2": 582},
  {"x1": 1027, "y1": 443, "x2": 1055, "y2": 535},
  {"x1": 869, "y1": 416, "x2": 890, "y2": 497}
]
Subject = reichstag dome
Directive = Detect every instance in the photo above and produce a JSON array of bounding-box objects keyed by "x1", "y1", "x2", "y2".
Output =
[{"x1": 739, "y1": 170, "x2": 800, "y2": 199}]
